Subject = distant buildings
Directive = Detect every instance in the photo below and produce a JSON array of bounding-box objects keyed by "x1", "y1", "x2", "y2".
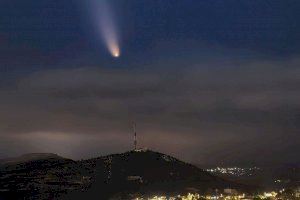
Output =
[
  {"x1": 223, "y1": 188, "x2": 238, "y2": 195},
  {"x1": 206, "y1": 167, "x2": 260, "y2": 177},
  {"x1": 127, "y1": 176, "x2": 143, "y2": 184},
  {"x1": 295, "y1": 187, "x2": 300, "y2": 198}
]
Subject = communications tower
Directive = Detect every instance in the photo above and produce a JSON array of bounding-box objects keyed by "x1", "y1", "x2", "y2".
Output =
[{"x1": 133, "y1": 122, "x2": 137, "y2": 150}]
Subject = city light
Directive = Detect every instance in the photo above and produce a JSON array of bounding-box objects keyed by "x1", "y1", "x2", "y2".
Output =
[
  {"x1": 206, "y1": 167, "x2": 260, "y2": 176},
  {"x1": 134, "y1": 191, "x2": 282, "y2": 200}
]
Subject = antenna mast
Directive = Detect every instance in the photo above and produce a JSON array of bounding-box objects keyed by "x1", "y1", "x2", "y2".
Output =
[{"x1": 133, "y1": 122, "x2": 137, "y2": 150}]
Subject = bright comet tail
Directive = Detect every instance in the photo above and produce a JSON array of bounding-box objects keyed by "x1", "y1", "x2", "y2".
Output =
[{"x1": 90, "y1": 0, "x2": 121, "y2": 58}]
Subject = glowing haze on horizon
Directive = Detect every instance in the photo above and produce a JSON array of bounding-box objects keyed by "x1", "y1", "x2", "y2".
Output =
[{"x1": 90, "y1": 0, "x2": 120, "y2": 58}]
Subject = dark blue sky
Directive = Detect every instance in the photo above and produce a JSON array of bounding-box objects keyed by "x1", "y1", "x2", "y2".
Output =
[
  {"x1": 0, "y1": 0, "x2": 299, "y2": 72},
  {"x1": 0, "y1": 0, "x2": 299, "y2": 165}
]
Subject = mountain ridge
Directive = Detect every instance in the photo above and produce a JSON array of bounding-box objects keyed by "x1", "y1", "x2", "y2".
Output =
[
  {"x1": 0, "y1": 153, "x2": 67, "y2": 165},
  {"x1": 0, "y1": 149, "x2": 258, "y2": 200}
]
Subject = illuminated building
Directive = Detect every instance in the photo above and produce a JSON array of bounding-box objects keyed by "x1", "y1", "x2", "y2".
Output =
[
  {"x1": 295, "y1": 187, "x2": 300, "y2": 198},
  {"x1": 224, "y1": 188, "x2": 238, "y2": 195},
  {"x1": 127, "y1": 176, "x2": 143, "y2": 183}
]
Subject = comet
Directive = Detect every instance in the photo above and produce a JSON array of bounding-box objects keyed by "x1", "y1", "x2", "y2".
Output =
[{"x1": 89, "y1": 0, "x2": 120, "y2": 58}]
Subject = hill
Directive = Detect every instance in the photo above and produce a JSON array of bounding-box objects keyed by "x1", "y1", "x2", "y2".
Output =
[
  {"x1": 0, "y1": 150, "x2": 257, "y2": 200},
  {"x1": 0, "y1": 153, "x2": 69, "y2": 167}
]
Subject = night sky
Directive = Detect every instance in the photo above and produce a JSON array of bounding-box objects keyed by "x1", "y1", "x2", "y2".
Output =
[{"x1": 0, "y1": 0, "x2": 299, "y2": 166}]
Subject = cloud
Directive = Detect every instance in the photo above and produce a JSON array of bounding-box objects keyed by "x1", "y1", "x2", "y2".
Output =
[{"x1": 0, "y1": 57, "x2": 299, "y2": 164}]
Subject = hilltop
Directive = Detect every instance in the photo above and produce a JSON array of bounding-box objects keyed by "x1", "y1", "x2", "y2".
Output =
[{"x1": 0, "y1": 150, "x2": 257, "y2": 200}]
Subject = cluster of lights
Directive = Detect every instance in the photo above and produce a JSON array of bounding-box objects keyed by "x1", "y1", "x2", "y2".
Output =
[
  {"x1": 135, "y1": 193, "x2": 246, "y2": 200},
  {"x1": 203, "y1": 194, "x2": 246, "y2": 200},
  {"x1": 206, "y1": 167, "x2": 260, "y2": 176},
  {"x1": 279, "y1": 188, "x2": 285, "y2": 193},
  {"x1": 135, "y1": 193, "x2": 200, "y2": 200},
  {"x1": 103, "y1": 156, "x2": 113, "y2": 180},
  {"x1": 274, "y1": 179, "x2": 290, "y2": 184},
  {"x1": 256, "y1": 192, "x2": 278, "y2": 199},
  {"x1": 134, "y1": 191, "x2": 282, "y2": 200}
]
